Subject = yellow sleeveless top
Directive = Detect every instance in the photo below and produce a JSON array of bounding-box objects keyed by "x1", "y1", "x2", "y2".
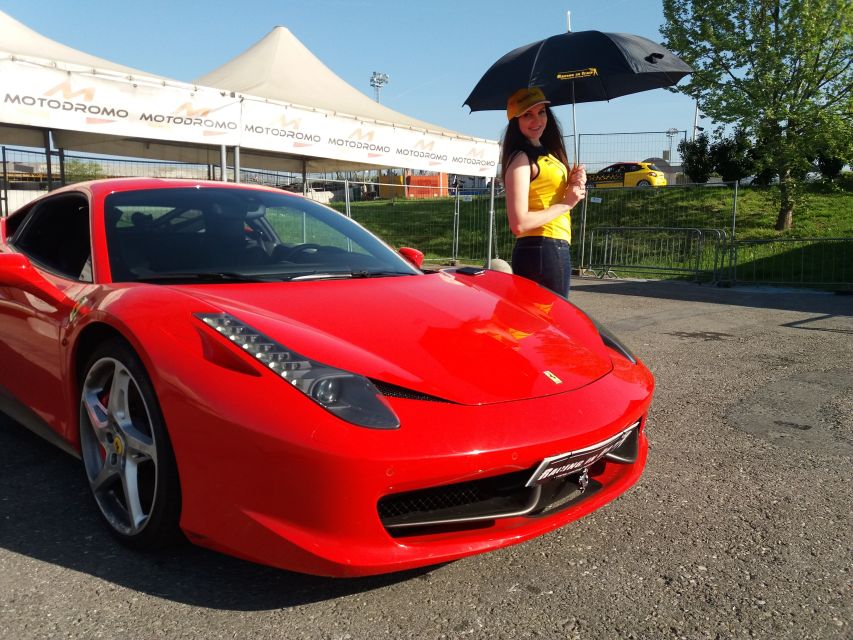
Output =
[{"x1": 517, "y1": 153, "x2": 571, "y2": 242}]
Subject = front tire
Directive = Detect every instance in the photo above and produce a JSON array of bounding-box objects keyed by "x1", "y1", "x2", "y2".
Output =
[
  {"x1": 79, "y1": 339, "x2": 181, "y2": 549},
  {"x1": 636, "y1": 180, "x2": 651, "y2": 187}
]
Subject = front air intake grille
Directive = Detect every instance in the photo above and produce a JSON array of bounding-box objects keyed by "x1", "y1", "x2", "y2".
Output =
[
  {"x1": 378, "y1": 468, "x2": 536, "y2": 532},
  {"x1": 378, "y1": 422, "x2": 642, "y2": 537},
  {"x1": 370, "y1": 380, "x2": 451, "y2": 403},
  {"x1": 378, "y1": 467, "x2": 602, "y2": 537}
]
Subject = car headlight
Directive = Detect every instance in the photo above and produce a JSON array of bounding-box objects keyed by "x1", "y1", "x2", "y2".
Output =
[{"x1": 196, "y1": 312, "x2": 400, "y2": 429}]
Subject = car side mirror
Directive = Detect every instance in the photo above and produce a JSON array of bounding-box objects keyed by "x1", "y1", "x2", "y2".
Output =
[
  {"x1": 0, "y1": 252, "x2": 64, "y2": 301},
  {"x1": 398, "y1": 247, "x2": 424, "y2": 269}
]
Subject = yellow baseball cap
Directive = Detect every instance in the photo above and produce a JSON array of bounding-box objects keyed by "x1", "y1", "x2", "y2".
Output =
[{"x1": 506, "y1": 87, "x2": 550, "y2": 120}]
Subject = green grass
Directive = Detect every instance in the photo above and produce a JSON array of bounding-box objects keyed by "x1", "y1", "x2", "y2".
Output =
[
  {"x1": 735, "y1": 238, "x2": 851, "y2": 286},
  {"x1": 578, "y1": 178, "x2": 852, "y2": 286},
  {"x1": 732, "y1": 175, "x2": 853, "y2": 239},
  {"x1": 339, "y1": 199, "x2": 460, "y2": 258},
  {"x1": 323, "y1": 176, "x2": 853, "y2": 288}
]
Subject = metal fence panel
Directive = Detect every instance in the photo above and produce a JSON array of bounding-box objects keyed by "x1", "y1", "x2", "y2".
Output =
[
  {"x1": 584, "y1": 227, "x2": 732, "y2": 283},
  {"x1": 574, "y1": 130, "x2": 687, "y2": 175},
  {"x1": 3, "y1": 143, "x2": 850, "y2": 290},
  {"x1": 489, "y1": 183, "x2": 738, "y2": 274},
  {"x1": 578, "y1": 183, "x2": 737, "y2": 279},
  {"x1": 322, "y1": 179, "x2": 460, "y2": 263},
  {"x1": 582, "y1": 183, "x2": 737, "y2": 231},
  {"x1": 735, "y1": 238, "x2": 852, "y2": 287}
]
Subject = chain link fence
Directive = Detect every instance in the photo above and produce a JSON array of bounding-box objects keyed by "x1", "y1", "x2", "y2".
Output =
[
  {"x1": 2, "y1": 142, "x2": 850, "y2": 290},
  {"x1": 735, "y1": 238, "x2": 851, "y2": 287}
]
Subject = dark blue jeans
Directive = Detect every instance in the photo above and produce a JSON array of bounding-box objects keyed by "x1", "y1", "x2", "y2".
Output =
[{"x1": 511, "y1": 236, "x2": 572, "y2": 298}]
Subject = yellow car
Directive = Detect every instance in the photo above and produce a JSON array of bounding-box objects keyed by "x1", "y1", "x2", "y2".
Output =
[{"x1": 587, "y1": 162, "x2": 667, "y2": 188}]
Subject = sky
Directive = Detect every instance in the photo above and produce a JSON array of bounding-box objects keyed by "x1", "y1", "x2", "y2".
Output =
[{"x1": 0, "y1": 0, "x2": 700, "y2": 143}]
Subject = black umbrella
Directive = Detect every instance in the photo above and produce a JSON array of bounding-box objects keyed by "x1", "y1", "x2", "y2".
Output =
[{"x1": 464, "y1": 30, "x2": 693, "y2": 163}]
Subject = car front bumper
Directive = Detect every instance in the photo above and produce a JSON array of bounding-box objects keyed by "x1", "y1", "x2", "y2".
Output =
[{"x1": 161, "y1": 356, "x2": 653, "y2": 577}]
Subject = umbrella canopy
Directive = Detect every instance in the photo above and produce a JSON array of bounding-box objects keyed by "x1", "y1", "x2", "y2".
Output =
[{"x1": 464, "y1": 30, "x2": 693, "y2": 112}]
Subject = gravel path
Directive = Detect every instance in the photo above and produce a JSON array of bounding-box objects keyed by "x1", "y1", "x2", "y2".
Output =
[{"x1": 1, "y1": 278, "x2": 850, "y2": 640}]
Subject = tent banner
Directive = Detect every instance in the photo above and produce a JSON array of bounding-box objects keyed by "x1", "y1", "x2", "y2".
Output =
[
  {"x1": 1, "y1": 57, "x2": 499, "y2": 177},
  {"x1": 0, "y1": 58, "x2": 242, "y2": 146},
  {"x1": 234, "y1": 99, "x2": 499, "y2": 177}
]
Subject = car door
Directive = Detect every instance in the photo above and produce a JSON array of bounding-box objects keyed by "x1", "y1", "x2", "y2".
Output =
[
  {"x1": 612, "y1": 164, "x2": 630, "y2": 187},
  {"x1": 591, "y1": 164, "x2": 626, "y2": 189},
  {"x1": 0, "y1": 192, "x2": 94, "y2": 436},
  {"x1": 588, "y1": 165, "x2": 612, "y2": 189},
  {"x1": 622, "y1": 164, "x2": 643, "y2": 187}
]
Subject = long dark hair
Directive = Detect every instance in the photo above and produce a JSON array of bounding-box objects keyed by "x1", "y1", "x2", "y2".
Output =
[{"x1": 499, "y1": 105, "x2": 570, "y2": 180}]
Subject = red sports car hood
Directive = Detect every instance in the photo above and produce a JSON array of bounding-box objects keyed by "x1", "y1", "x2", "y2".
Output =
[{"x1": 176, "y1": 270, "x2": 613, "y2": 405}]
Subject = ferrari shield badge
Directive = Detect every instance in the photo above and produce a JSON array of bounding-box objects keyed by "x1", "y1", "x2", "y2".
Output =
[{"x1": 543, "y1": 370, "x2": 563, "y2": 385}]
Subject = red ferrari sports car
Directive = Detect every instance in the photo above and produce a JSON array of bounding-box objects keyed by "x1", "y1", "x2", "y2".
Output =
[{"x1": 0, "y1": 178, "x2": 653, "y2": 577}]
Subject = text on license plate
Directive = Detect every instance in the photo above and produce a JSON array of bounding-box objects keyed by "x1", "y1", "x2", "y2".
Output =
[{"x1": 526, "y1": 421, "x2": 639, "y2": 487}]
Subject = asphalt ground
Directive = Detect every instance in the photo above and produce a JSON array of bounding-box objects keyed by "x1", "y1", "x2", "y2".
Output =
[{"x1": 1, "y1": 278, "x2": 850, "y2": 640}]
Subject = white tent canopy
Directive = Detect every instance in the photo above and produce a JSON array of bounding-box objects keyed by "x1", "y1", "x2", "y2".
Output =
[
  {"x1": 194, "y1": 26, "x2": 498, "y2": 176},
  {"x1": 196, "y1": 27, "x2": 458, "y2": 135},
  {"x1": 0, "y1": 11, "x2": 498, "y2": 176},
  {"x1": 0, "y1": 10, "x2": 243, "y2": 166}
]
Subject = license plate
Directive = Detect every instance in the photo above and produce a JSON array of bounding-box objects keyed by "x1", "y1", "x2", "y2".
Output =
[{"x1": 526, "y1": 422, "x2": 639, "y2": 487}]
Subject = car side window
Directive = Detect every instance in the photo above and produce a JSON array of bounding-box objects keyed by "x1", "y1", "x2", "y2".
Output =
[
  {"x1": 110, "y1": 206, "x2": 204, "y2": 233},
  {"x1": 11, "y1": 193, "x2": 93, "y2": 282},
  {"x1": 265, "y1": 206, "x2": 369, "y2": 255}
]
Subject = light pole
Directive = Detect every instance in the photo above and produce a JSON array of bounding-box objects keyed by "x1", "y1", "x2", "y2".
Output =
[
  {"x1": 692, "y1": 101, "x2": 706, "y2": 141},
  {"x1": 665, "y1": 127, "x2": 680, "y2": 162},
  {"x1": 370, "y1": 72, "x2": 389, "y2": 103}
]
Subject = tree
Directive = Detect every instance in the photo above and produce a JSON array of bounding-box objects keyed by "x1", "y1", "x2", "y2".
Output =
[
  {"x1": 710, "y1": 129, "x2": 755, "y2": 183},
  {"x1": 748, "y1": 134, "x2": 777, "y2": 186},
  {"x1": 662, "y1": 0, "x2": 853, "y2": 230},
  {"x1": 814, "y1": 151, "x2": 846, "y2": 180},
  {"x1": 811, "y1": 118, "x2": 853, "y2": 180},
  {"x1": 678, "y1": 133, "x2": 714, "y2": 183},
  {"x1": 64, "y1": 159, "x2": 103, "y2": 184}
]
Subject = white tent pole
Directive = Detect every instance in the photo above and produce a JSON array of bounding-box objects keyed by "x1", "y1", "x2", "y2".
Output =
[
  {"x1": 234, "y1": 146, "x2": 241, "y2": 183},
  {"x1": 219, "y1": 145, "x2": 228, "y2": 182},
  {"x1": 452, "y1": 181, "x2": 461, "y2": 263},
  {"x1": 43, "y1": 130, "x2": 53, "y2": 190},
  {"x1": 1, "y1": 145, "x2": 8, "y2": 216},
  {"x1": 57, "y1": 147, "x2": 66, "y2": 186},
  {"x1": 486, "y1": 179, "x2": 496, "y2": 267},
  {"x1": 302, "y1": 160, "x2": 308, "y2": 194},
  {"x1": 344, "y1": 178, "x2": 351, "y2": 217}
]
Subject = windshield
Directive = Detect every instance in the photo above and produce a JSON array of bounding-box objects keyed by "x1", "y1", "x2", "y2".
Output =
[{"x1": 104, "y1": 187, "x2": 420, "y2": 283}]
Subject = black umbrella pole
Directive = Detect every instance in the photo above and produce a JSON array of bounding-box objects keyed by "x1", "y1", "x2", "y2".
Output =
[{"x1": 571, "y1": 84, "x2": 579, "y2": 167}]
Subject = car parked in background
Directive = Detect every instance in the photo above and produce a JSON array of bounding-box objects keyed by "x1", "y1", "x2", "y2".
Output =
[
  {"x1": 587, "y1": 162, "x2": 667, "y2": 188},
  {"x1": 0, "y1": 178, "x2": 654, "y2": 577}
]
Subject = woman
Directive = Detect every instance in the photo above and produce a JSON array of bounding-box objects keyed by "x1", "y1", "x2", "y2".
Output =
[{"x1": 501, "y1": 87, "x2": 587, "y2": 297}]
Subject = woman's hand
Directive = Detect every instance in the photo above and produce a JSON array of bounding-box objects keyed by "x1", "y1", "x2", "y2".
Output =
[{"x1": 564, "y1": 164, "x2": 587, "y2": 208}]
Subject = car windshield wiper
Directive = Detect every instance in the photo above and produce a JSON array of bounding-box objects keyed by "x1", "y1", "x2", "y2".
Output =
[
  {"x1": 289, "y1": 270, "x2": 355, "y2": 282},
  {"x1": 135, "y1": 272, "x2": 279, "y2": 283},
  {"x1": 289, "y1": 270, "x2": 414, "y2": 282},
  {"x1": 351, "y1": 270, "x2": 415, "y2": 278}
]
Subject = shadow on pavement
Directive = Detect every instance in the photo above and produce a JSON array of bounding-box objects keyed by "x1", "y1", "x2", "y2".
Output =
[
  {"x1": 0, "y1": 413, "x2": 437, "y2": 610},
  {"x1": 573, "y1": 278, "x2": 853, "y2": 318}
]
